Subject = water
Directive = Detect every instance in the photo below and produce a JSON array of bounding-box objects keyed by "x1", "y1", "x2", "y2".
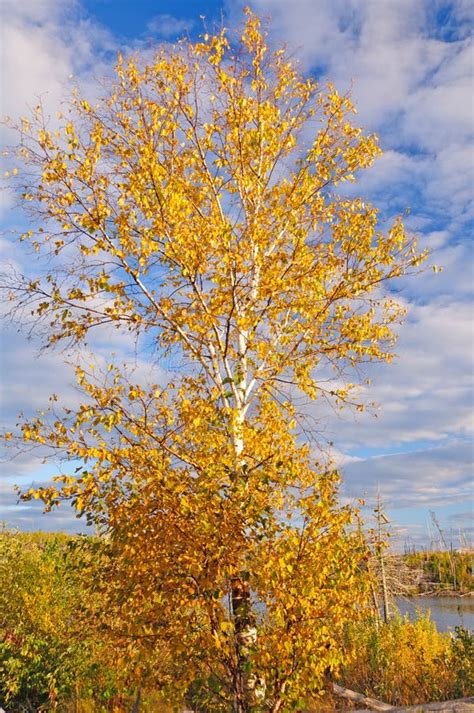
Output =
[{"x1": 394, "y1": 596, "x2": 474, "y2": 632}]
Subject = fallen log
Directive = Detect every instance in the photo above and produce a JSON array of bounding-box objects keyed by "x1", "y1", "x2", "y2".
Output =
[
  {"x1": 332, "y1": 683, "x2": 394, "y2": 711},
  {"x1": 379, "y1": 699, "x2": 474, "y2": 712},
  {"x1": 332, "y1": 683, "x2": 474, "y2": 712},
  {"x1": 349, "y1": 704, "x2": 474, "y2": 712}
]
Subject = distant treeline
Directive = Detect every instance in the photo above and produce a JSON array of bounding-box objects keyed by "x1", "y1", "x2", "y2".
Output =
[{"x1": 403, "y1": 550, "x2": 473, "y2": 593}]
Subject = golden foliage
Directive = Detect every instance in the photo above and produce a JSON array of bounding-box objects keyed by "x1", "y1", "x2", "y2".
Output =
[
  {"x1": 3, "y1": 10, "x2": 428, "y2": 711},
  {"x1": 341, "y1": 615, "x2": 474, "y2": 706}
]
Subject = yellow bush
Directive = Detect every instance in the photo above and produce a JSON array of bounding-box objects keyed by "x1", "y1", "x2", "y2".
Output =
[{"x1": 341, "y1": 613, "x2": 472, "y2": 706}]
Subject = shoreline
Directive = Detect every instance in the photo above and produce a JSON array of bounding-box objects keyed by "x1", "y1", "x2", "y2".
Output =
[{"x1": 399, "y1": 590, "x2": 474, "y2": 599}]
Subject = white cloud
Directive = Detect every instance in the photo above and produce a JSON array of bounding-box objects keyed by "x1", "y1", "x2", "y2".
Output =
[
  {"x1": 147, "y1": 13, "x2": 194, "y2": 38},
  {"x1": 0, "y1": 0, "x2": 118, "y2": 233},
  {"x1": 343, "y1": 440, "x2": 473, "y2": 510},
  {"x1": 313, "y1": 299, "x2": 474, "y2": 450},
  {"x1": 249, "y1": 0, "x2": 473, "y2": 221},
  {"x1": 0, "y1": 481, "x2": 91, "y2": 532},
  {"x1": 0, "y1": 0, "x2": 115, "y2": 136},
  {"x1": 401, "y1": 40, "x2": 473, "y2": 147}
]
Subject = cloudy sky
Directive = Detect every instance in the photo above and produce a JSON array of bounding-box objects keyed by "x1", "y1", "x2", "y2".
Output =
[{"x1": 0, "y1": 0, "x2": 472, "y2": 548}]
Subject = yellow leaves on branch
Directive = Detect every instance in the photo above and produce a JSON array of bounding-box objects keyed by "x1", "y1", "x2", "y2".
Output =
[
  {"x1": 9, "y1": 32, "x2": 422, "y2": 391},
  {"x1": 3, "y1": 9, "x2": 429, "y2": 711}
]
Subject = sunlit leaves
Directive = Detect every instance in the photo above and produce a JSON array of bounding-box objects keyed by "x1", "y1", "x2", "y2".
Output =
[{"x1": 3, "y1": 9, "x2": 428, "y2": 711}]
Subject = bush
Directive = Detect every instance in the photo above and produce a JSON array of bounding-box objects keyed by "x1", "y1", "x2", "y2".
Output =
[
  {"x1": 340, "y1": 613, "x2": 474, "y2": 706},
  {"x1": 0, "y1": 529, "x2": 128, "y2": 711},
  {"x1": 1, "y1": 528, "x2": 472, "y2": 710}
]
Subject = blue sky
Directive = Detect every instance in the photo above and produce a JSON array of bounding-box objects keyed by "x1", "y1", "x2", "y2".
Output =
[
  {"x1": 81, "y1": 0, "x2": 221, "y2": 37},
  {"x1": 0, "y1": 0, "x2": 472, "y2": 548}
]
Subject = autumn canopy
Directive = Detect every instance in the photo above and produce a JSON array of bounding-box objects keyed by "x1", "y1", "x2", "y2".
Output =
[{"x1": 4, "y1": 9, "x2": 425, "y2": 712}]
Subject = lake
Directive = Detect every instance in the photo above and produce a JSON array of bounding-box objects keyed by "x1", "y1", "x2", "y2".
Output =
[{"x1": 394, "y1": 596, "x2": 474, "y2": 632}]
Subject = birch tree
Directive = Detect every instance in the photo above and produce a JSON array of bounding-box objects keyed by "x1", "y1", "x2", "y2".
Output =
[{"x1": 4, "y1": 10, "x2": 426, "y2": 711}]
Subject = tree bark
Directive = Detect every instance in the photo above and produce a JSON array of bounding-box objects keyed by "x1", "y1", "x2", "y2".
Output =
[
  {"x1": 231, "y1": 576, "x2": 256, "y2": 712},
  {"x1": 131, "y1": 688, "x2": 141, "y2": 713}
]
